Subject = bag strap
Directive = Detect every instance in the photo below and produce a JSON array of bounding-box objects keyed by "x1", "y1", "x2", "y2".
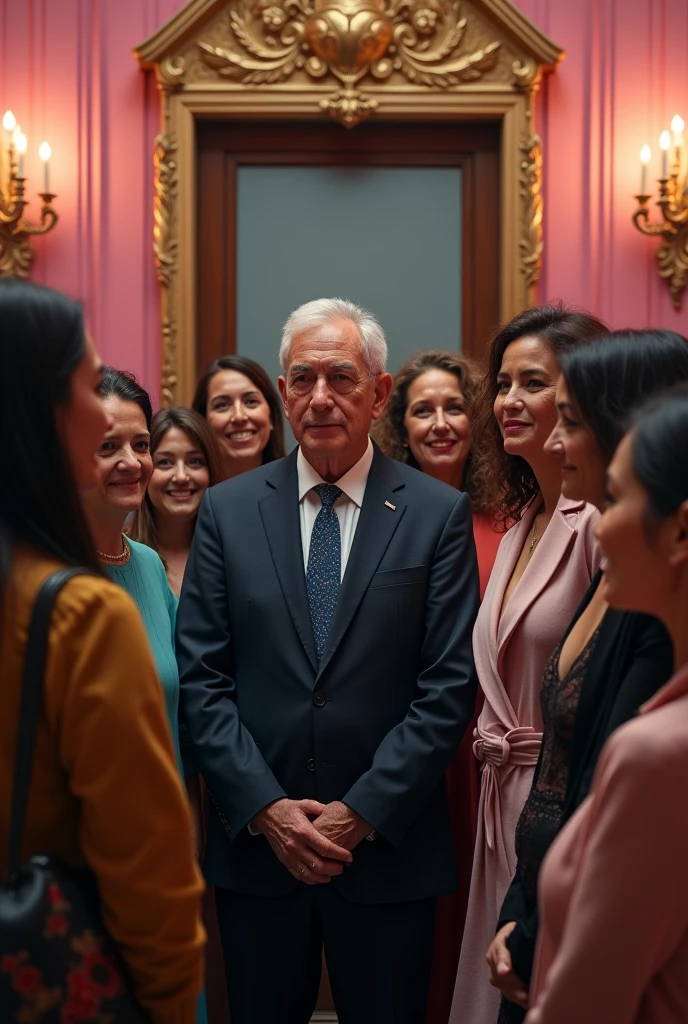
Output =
[{"x1": 7, "y1": 567, "x2": 92, "y2": 877}]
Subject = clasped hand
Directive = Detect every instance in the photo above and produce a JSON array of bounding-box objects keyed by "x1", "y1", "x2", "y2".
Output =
[{"x1": 251, "y1": 798, "x2": 371, "y2": 884}]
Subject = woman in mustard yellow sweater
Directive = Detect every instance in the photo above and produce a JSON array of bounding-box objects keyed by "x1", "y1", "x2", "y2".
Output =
[{"x1": 0, "y1": 280, "x2": 205, "y2": 1024}]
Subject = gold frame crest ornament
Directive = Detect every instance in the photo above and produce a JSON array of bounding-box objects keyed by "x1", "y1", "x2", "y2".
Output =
[{"x1": 135, "y1": 0, "x2": 563, "y2": 405}]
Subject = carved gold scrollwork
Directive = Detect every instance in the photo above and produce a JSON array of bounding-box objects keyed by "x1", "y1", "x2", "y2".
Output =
[
  {"x1": 198, "y1": 0, "x2": 501, "y2": 127},
  {"x1": 656, "y1": 232, "x2": 688, "y2": 309},
  {"x1": 153, "y1": 127, "x2": 179, "y2": 405},
  {"x1": 519, "y1": 128, "x2": 543, "y2": 291}
]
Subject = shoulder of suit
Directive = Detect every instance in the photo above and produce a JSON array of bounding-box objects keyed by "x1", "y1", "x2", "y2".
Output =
[
  {"x1": 207, "y1": 457, "x2": 288, "y2": 502},
  {"x1": 603, "y1": 695, "x2": 688, "y2": 788},
  {"x1": 556, "y1": 494, "x2": 599, "y2": 527},
  {"x1": 378, "y1": 456, "x2": 467, "y2": 505}
]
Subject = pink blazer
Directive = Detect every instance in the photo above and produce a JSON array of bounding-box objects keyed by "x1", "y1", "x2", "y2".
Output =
[
  {"x1": 527, "y1": 664, "x2": 688, "y2": 1024},
  {"x1": 451, "y1": 496, "x2": 599, "y2": 1024}
]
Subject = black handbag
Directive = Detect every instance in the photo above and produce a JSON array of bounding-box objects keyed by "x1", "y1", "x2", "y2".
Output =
[{"x1": 0, "y1": 568, "x2": 149, "y2": 1022}]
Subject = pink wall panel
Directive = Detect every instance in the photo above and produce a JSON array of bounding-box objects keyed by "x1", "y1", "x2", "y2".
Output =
[
  {"x1": 514, "y1": 0, "x2": 688, "y2": 333},
  {"x1": 2, "y1": 0, "x2": 688, "y2": 407},
  {"x1": 0, "y1": 0, "x2": 184, "y2": 403}
]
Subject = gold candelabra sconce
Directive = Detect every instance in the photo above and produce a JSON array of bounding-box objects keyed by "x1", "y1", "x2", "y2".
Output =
[
  {"x1": 0, "y1": 109, "x2": 58, "y2": 279},
  {"x1": 632, "y1": 114, "x2": 688, "y2": 309}
]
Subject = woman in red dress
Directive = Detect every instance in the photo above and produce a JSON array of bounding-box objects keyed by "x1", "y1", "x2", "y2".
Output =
[{"x1": 373, "y1": 349, "x2": 501, "y2": 1024}]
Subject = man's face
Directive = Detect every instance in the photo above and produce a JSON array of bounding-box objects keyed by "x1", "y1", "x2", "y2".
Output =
[{"x1": 278, "y1": 318, "x2": 391, "y2": 465}]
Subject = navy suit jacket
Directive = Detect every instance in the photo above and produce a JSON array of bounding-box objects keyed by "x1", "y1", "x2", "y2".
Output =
[{"x1": 176, "y1": 444, "x2": 479, "y2": 903}]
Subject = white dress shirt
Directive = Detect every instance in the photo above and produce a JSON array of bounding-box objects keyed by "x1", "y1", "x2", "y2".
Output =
[{"x1": 297, "y1": 437, "x2": 374, "y2": 580}]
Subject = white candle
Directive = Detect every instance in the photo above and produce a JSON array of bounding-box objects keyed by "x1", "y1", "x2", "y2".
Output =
[
  {"x1": 39, "y1": 141, "x2": 51, "y2": 193},
  {"x1": 2, "y1": 109, "x2": 16, "y2": 139},
  {"x1": 660, "y1": 130, "x2": 671, "y2": 178},
  {"x1": 640, "y1": 145, "x2": 651, "y2": 193},
  {"x1": 15, "y1": 131, "x2": 27, "y2": 178},
  {"x1": 672, "y1": 114, "x2": 685, "y2": 175},
  {"x1": 3, "y1": 111, "x2": 16, "y2": 178}
]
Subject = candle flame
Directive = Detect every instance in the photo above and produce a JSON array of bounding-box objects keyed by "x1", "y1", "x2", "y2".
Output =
[
  {"x1": 2, "y1": 109, "x2": 16, "y2": 132},
  {"x1": 671, "y1": 114, "x2": 685, "y2": 135},
  {"x1": 15, "y1": 131, "x2": 27, "y2": 155},
  {"x1": 660, "y1": 130, "x2": 671, "y2": 151},
  {"x1": 640, "y1": 145, "x2": 651, "y2": 164},
  {"x1": 39, "y1": 141, "x2": 51, "y2": 162}
]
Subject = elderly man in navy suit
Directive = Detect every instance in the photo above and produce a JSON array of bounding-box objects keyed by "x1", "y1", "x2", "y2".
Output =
[{"x1": 177, "y1": 298, "x2": 479, "y2": 1024}]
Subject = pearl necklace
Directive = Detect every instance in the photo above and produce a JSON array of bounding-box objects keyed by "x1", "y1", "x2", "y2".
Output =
[{"x1": 97, "y1": 535, "x2": 131, "y2": 565}]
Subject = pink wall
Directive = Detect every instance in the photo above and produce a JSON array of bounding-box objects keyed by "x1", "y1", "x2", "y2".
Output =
[
  {"x1": 2, "y1": 0, "x2": 688, "y2": 404},
  {"x1": 514, "y1": 0, "x2": 688, "y2": 333},
  {"x1": 0, "y1": 0, "x2": 184, "y2": 402}
]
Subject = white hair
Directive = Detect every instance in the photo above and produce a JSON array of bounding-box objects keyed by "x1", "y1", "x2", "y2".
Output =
[{"x1": 280, "y1": 298, "x2": 388, "y2": 376}]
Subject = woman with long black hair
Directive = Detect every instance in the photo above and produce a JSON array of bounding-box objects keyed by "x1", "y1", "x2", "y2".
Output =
[
  {"x1": 489, "y1": 330, "x2": 688, "y2": 1022},
  {"x1": 0, "y1": 280, "x2": 204, "y2": 1024},
  {"x1": 526, "y1": 384, "x2": 688, "y2": 1023}
]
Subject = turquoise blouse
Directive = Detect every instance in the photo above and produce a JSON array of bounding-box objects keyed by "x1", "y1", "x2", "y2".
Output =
[{"x1": 105, "y1": 538, "x2": 181, "y2": 766}]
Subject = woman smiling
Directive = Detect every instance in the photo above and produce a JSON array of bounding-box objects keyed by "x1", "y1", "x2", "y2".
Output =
[
  {"x1": 374, "y1": 350, "x2": 499, "y2": 596},
  {"x1": 80, "y1": 369, "x2": 182, "y2": 757},
  {"x1": 450, "y1": 305, "x2": 607, "y2": 1024},
  {"x1": 193, "y1": 354, "x2": 286, "y2": 478},
  {"x1": 131, "y1": 407, "x2": 223, "y2": 597}
]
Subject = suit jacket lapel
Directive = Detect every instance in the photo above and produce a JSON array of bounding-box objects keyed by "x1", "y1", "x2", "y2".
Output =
[
  {"x1": 259, "y1": 450, "x2": 319, "y2": 673},
  {"x1": 497, "y1": 497, "x2": 583, "y2": 662},
  {"x1": 317, "y1": 448, "x2": 406, "y2": 679}
]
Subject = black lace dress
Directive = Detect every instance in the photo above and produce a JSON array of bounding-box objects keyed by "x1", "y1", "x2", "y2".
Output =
[{"x1": 496, "y1": 625, "x2": 601, "y2": 1024}]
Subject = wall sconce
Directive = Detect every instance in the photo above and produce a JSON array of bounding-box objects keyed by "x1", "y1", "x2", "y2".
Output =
[
  {"x1": 0, "y1": 109, "x2": 58, "y2": 279},
  {"x1": 632, "y1": 114, "x2": 688, "y2": 309}
]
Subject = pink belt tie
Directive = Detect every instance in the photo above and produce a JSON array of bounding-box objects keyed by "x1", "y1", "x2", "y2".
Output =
[{"x1": 473, "y1": 726, "x2": 542, "y2": 850}]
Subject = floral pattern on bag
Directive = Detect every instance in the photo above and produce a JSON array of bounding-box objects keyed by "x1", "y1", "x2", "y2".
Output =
[{"x1": 0, "y1": 874, "x2": 130, "y2": 1023}]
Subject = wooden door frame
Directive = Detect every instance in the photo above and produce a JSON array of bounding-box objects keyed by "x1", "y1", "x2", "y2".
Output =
[
  {"x1": 196, "y1": 120, "x2": 500, "y2": 376},
  {"x1": 135, "y1": 0, "x2": 563, "y2": 405}
]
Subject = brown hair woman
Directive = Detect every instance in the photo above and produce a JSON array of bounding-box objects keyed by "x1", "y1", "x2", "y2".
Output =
[
  {"x1": 192, "y1": 354, "x2": 287, "y2": 478},
  {"x1": 130, "y1": 407, "x2": 224, "y2": 597},
  {"x1": 449, "y1": 304, "x2": 607, "y2": 1024},
  {"x1": 375, "y1": 349, "x2": 501, "y2": 1024}
]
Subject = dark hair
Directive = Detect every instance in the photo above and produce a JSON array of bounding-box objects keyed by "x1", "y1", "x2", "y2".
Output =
[
  {"x1": 473, "y1": 303, "x2": 609, "y2": 525},
  {"x1": 192, "y1": 355, "x2": 286, "y2": 463},
  {"x1": 631, "y1": 383, "x2": 688, "y2": 519},
  {"x1": 0, "y1": 280, "x2": 103, "y2": 583},
  {"x1": 129, "y1": 407, "x2": 224, "y2": 554},
  {"x1": 561, "y1": 330, "x2": 688, "y2": 465},
  {"x1": 99, "y1": 367, "x2": 153, "y2": 430},
  {"x1": 372, "y1": 349, "x2": 491, "y2": 513}
]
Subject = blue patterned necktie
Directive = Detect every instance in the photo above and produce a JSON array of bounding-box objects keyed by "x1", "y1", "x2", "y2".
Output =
[{"x1": 306, "y1": 483, "x2": 343, "y2": 662}]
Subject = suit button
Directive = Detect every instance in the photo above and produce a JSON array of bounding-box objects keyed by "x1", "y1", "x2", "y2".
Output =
[
  {"x1": 313, "y1": 692, "x2": 326, "y2": 707},
  {"x1": 307, "y1": 758, "x2": 315, "y2": 772}
]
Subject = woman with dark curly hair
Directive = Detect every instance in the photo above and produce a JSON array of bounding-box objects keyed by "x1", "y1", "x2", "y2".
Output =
[
  {"x1": 450, "y1": 304, "x2": 606, "y2": 1024},
  {"x1": 373, "y1": 349, "x2": 500, "y2": 597},
  {"x1": 375, "y1": 349, "x2": 502, "y2": 1024}
]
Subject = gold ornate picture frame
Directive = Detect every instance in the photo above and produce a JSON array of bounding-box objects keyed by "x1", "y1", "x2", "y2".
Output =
[{"x1": 135, "y1": 0, "x2": 563, "y2": 406}]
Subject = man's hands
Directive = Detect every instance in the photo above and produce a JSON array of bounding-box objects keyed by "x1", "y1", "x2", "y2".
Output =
[
  {"x1": 311, "y1": 800, "x2": 373, "y2": 851},
  {"x1": 251, "y1": 798, "x2": 353, "y2": 884},
  {"x1": 486, "y1": 921, "x2": 528, "y2": 1009},
  {"x1": 251, "y1": 798, "x2": 373, "y2": 884}
]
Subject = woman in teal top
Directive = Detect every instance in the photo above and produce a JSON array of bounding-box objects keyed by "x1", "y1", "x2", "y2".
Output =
[
  {"x1": 104, "y1": 537, "x2": 182, "y2": 763},
  {"x1": 81, "y1": 366, "x2": 207, "y2": 1024}
]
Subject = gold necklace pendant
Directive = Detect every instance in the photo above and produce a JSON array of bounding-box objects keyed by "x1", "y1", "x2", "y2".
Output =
[
  {"x1": 528, "y1": 528, "x2": 540, "y2": 555},
  {"x1": 97, "y1": 535, "x2": 131, "y2": 565},
  {"x1": 528, "y1": 504, "x2": 545, "y2": 556}
]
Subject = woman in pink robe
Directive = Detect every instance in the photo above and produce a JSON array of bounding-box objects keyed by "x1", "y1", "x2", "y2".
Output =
[
  {"x1": 450, "y1": 304, "x2": 606, "y2": 1024},
  {"x1": 527, "y1": 387, "x2": 688, "y2": 1024}
]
